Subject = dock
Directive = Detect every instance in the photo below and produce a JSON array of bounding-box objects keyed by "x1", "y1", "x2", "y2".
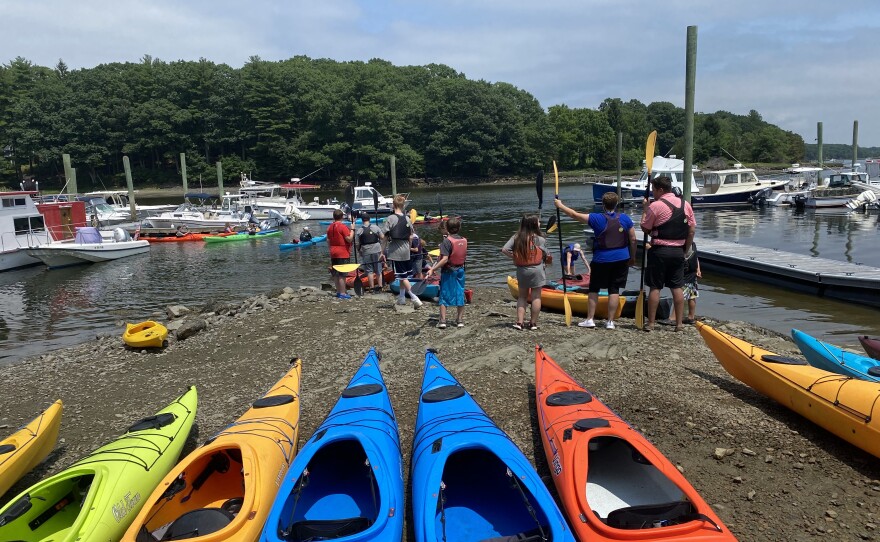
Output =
[{"x1": 695, "y1": 238, "x2": 880, "y2": 309}]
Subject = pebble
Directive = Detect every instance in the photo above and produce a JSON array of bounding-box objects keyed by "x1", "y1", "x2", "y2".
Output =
[
  {"x1": 827, "y1": 510, "x2": 839, "y2": 519},
  {"x1": 742, "y1": 448, "x2": 757, "y2": 456}
]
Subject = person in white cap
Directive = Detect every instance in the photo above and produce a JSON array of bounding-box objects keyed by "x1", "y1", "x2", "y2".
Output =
[
  {"x1": 299, "y1": 226, "x2": 313, "y2": 242},
  {"x1": 561, "y1": 242, "x2": 589, "y2": 277}
]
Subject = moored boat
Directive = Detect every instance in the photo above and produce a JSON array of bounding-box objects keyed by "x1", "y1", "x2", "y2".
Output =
[
  {"x1": 592, "y1": 156, "x2": 701, "y2": 203},
  {"x1": 0, "y1": 387, "x2": 197, "y2": 542},
  {"x1": 0, "y1": 191, "x2": 67, "y2": 272},
  {"x1": 693, "y1": 165, "x2": 788, "y2": 207},
  {"x1": 412, "y1": 350, "x2": 576, "y2": 542},
  {"x1": 507, "y1": 275, "x2": 626, "y2": 319},
  {"x1": 792, "y1": 329, "x2": 880, "y2": 382},
  {"x1": 123, "y1": 362, "x2": 301, "y2": 542},
  {"x1": 260, "y1": 349, "x2": 402, "y2": 542},
  {"x1": 535, "y1": 345, "x2": 734, "y2": 541},
  {"x1": 123, "y1": 321, "x2": 169, "y2": 349},
  {"x1": 25, "y1": 227, "x2": 150, "y2": 269},
  {"x1": 0, "y1": 400, "x2": 63, "y2": 498},
  {"x1": 697, "y1": 322, "x2": 880, "y2": 458}
]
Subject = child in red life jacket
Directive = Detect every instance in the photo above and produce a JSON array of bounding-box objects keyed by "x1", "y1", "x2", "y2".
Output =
[{"x1": 426, "y1": 216, "x2": 467, "y2": 329}]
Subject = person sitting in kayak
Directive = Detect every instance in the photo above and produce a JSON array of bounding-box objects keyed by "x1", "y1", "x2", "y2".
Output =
[
  {"x1": 561, "y1": 242, "x2": 590, "y2": 277},
  {"x1": 299, "y1": 227, "x2": 313, "y2": 242},
  {"x1": 223, "y1": 222, "x2": 235, "y2": 233},
  {"x1": 175, "y1": 225, "x2": 189, "y2": 237}
]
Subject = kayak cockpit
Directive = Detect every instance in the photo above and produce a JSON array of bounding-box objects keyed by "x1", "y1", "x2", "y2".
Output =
[
  {"x1": 585, "y1": 436, "x2": 691, "y2": 527},
  {"x1": 0, "y1": 471, "x2": 96, "y2": 540},
  {"x1": 136, "y1": 446, "x2": 247, "y2": 540},
  {"x1": 433, "y1": 447, "x2": 553, "y2": 541},
  {"x1": 272, "y1": 438, "x2": 378, "y2": 541}
]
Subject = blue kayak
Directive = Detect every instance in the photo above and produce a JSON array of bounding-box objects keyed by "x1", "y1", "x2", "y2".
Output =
[
  {"x1": 260, "y1": 348, "x2": 403, "y2": 542},
  {"x1": 412, "y1": 350, "x2": 576, "y2": 542},
  {"x1": 792, "y1": 328, "x2": 880, "y2": 382},
  {"x1": 280, "y1": 234, "x2": 327, "y2": 250},
  {"x1": 389, "y1": 278, "x2": 438, "y2": 300},
  {"x1": 318, "y1": 217, "x2": 385, "y2": 226}
]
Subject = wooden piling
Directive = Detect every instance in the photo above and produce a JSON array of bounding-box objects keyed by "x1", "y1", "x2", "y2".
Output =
[
  {"x1": 391, "y1": 155, "x2": 397, "y2": 196},
  {"x1": 852, "y1": 120, "x2": 859, "y2": 171},
  {"x1": 123, "y1": 156, "x2": 137, "y2": 220},
  {"x1": 216, "y1": 161, "x2": 224, "y2": 195},
  {"x1": 616, "y1": 131, "x2": 623, "y2": 198},
  {"x1": 180, "y1": 153, "x2": 189, "y2": 195},
  {"x1": 62, "y1": 153, "x2": 77, "y2": 196},
  {"x1": 817, "y1": 122, "x2": 823, "y2": 166},
  {"x1": 682, "y1": 25, "x2": 697, "y2": 202}
]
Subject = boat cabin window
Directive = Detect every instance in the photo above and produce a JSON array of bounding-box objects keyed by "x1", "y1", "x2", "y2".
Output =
[
  {"x1": 2, "y1": 197, "x2": 27, "y2": 208},
  {"x1": 723, "y1": 173, "x2": 740, "y2": 185},
  {"x1": 702, "y1": 173, "x2": 722, "y2": 194},
  {"x1": 13, "y1": 215, "x2": 44, "y2": 234}
]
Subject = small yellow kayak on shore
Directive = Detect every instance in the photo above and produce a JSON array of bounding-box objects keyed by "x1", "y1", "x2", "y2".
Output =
[
  {"x1": 123, "y1": 320, "x2": 168, "y2": 348},
  {"x1": 0, "y1": 400, "x2": 63, "y2": 497}
]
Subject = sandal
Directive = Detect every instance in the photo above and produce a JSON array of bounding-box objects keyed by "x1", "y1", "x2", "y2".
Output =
[
  {"x1": 643, "y1": 325, "x2": 654, "y2": 333},
  {"x1": 512, "y1": 322, "x2": 523, "y2": 331},
  {"x1": 683, "y1": 317, "x2": 696, "y2": 325}
]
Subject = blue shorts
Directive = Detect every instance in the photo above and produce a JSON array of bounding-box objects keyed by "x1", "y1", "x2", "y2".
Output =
[
  {"x1": 439, "y1": 267, "x2": 466, "y2": 307},
  {"x1": 392, "y1": 259, "x2": 413, "y2": 279}
]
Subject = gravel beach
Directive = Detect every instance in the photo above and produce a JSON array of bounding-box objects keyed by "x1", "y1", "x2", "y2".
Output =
[{"x1": 2, "y1": 286, "x2": 878, "y2": 541}]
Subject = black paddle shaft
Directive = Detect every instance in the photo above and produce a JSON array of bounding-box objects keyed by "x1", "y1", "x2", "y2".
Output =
[
  {"x1": 536, "y1": 170, "x2": 544, "y2": 215},
  {"x1": 637, "y1": 177, "x2": 652, "y2": 292},
  {"x1": 554, "y1": 199, "x2": 567, "y2": 291}
]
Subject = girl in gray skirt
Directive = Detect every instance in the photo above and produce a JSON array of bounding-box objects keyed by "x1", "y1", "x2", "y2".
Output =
[{"x1": 502, "y1": 214, "x2": 549, "y2": 330}]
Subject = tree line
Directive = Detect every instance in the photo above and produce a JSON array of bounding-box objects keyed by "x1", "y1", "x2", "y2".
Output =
[
  {"x1": 0, "y1": 55, "x2": 806, "y2": 189},
  {"x1": 803, "y1": 144, "x2": 880, "y2": 161}
]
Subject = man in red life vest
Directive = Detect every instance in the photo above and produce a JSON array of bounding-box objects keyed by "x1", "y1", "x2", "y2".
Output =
[{"x1": 327, "y1": 209, "x2": 355, "y2": 299}]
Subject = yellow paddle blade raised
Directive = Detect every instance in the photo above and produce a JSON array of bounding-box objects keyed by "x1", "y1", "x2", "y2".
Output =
[
  {"x1": 409, "y1": 208, "x2": 418, "y2": 224},
  {"x1": 634, "y1": 290, "x2": 645, "y2": 330},
  {"x1": 547, "y1": 223, "x2": 558, "y2": 234},
  {"x1": 332, "y1": 263, "x2": 361, "y2": 273},
  {"x1": 553, "y1": 161, "x2": 559, "y2": 194},
  {"x1": 645, "y1": 130, "x2": 657, "y2": 175},
  {"x1": 563, "y1": 292, "x2": 572, "y2": 327},
  {"x1": 428, "y1": 249, "x2": 440, "y2": 257}
]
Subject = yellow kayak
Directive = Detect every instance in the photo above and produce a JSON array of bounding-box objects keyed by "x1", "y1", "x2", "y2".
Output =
[
  {"x1": 506, "y1": 276, "x2": 626, "y2": 320},
  {"x1": 698, "y1": 322, "x2": 880, "y2": 458},
  {"x1": 123, "y1": 321, "x2": 168, "y2": 348},
  {"x1": 123, "y1": 360, "x2": 302, "y2": 542},
  {"x1": 0, "y1": 400, "x2": 63, "y2": 497}
]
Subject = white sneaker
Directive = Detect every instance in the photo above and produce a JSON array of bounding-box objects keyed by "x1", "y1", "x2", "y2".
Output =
[
  {"x1": 605, "y1": 321, "x2": 616, "y2": 330},
  {"x1": 396, "y1": 298, "x2": 407, "y2": 305},
  {"x1": 578, "y1": 319, "x2": 596, "y2": 328},
  {"x1": 412, "y1": 298, "x2": 423, "y2": 309}
]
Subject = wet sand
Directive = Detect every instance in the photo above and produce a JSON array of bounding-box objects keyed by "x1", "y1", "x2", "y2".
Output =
[{"x1": 2, "y1": 287, "x2": 878, "y2": 541}]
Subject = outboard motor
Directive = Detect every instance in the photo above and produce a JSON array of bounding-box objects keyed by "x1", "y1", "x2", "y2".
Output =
[
  {"x1": 267, "y1": 209, "x2": 291, "y2": 226},
  {"x1": 845, "y1": 190, "x2": 878, "y2": 210},
  {"x1": 112, "y1": 227, "x2": 131, "y2": 242},
  {"x1": 793, "y1": 194, "x2": 807, "y2": 212},
  {"x1": 749, "y1": 187, "x2": 772, "y2": 206},
  {"x1": 248, "y1": 213, "x2": 260, "y2": 225}
]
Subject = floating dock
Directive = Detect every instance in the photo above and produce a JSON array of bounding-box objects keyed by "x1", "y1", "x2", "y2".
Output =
[{"x1": 695, "y1": 238, "x2": 880, "y2": 309}]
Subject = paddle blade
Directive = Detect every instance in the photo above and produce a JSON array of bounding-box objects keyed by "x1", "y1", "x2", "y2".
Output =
[
  {"x1": 563, "y1": 292, "x2": 572, "y2": 327},
  {"x1": 536, "y1": 170, "x2": 544, "y2": 210},
  {"x1": 634, "y1": 289, "x2": 645, "y2": 330},
  {"x1": 344, "y1": 185, "x2": 355, "y2": 208},
  {"x1": 428, "y1": 248, "x2": 440, "y2": 257},
  {"x1": 437, "y1": 194, "x2": 443, "y2": 218},
  {"x1": 353, "y1": 272, "x2": 364, "y2": 297},
  {"x1": 372, "y1": 190, "x2": 379, "y2": 212},
  {"x1": 545, "y1": 215, "x2": 557, "y2": 232},
  {"x1": 411, "y1": 279, "x2": 428, "y2": 296},
  {"x1": 553, "y1": 161, "x2": 559, "y2": 195},
  {"x1": 332, "y1": 263, "x2": 361, "y2": 274},
  {"x1": 645, "y1": 130, "x2": 658, "y2": 174},
  {"x1": 409, "y1": 208, "x2": 418, "y2": 224}
]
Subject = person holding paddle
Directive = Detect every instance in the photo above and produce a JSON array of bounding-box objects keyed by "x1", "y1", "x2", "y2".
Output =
[
  {"x1": 555, "y1": 191, "x2": 636, "y2": 330},
  {"x1": 382, "y1": 194, "x2": 422, "y2": 308},
  {"x1": 640, "y1": 175, "x2": 696, "y2": 332},
  {"x1": 502, "y1": 214, "x2": 549, "y2": 330},
  {"x1": 327, "y1": 209, "x2": 355, "y2": 299}
]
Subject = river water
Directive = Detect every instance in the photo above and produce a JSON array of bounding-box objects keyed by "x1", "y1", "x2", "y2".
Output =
[{"x1": 2, "y1": 183, "x2": 878, "y2": 365}]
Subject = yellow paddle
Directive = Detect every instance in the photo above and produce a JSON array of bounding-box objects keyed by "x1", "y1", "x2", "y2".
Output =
[
  {"x1": 428, "y1": 249, "x2": 440, "y2": 257},
  {"x1": 331, "y1": 263, "x2": 361, "y2": 273},
  {"x1": 552, "y1": 161, "x2": 572, "y2": 326},
  {"x1": 635, "y1": 130, "x2": 658, "y2": 330},
  {"x1": 409, "y1": 208, "x2": 418, "y2": 225}
]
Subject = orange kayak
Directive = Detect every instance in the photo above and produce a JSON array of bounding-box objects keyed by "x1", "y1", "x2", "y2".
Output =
[
  {"x1": 535, "y1": 345, "x2": 735, "y2": 541},
  {"x1": 345, "y1": 267, "x2": 395, "y2": 288},
  {"x1": 142, "y1": 232, "x2": 233, "y2": 242},
  {"x1": 507, "y1": 276, "x2": 625, "y2": 319}
]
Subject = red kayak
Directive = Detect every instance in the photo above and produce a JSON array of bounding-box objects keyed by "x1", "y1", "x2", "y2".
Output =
[
  {"x1": 859, "y1": 336, "x2": 880, "y2": 360},
  {"x1": 345, "y1": 267, "x2": 395, "y2": 288},
  {"x1": 141, "y1": 232, "x2": 230, "y2": 243}
]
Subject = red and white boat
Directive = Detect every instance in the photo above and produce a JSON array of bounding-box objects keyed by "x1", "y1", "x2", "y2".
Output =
[{"x1": 0, "y1": 191, "x2": 88, "y2": 272}]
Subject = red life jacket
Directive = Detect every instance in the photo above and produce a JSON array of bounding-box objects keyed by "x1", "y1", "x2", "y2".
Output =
[
  {"x1": 445, "y1": 236, "x2": 468, "y2": 268},
  {"x1": 514, "y1": 238, "x2": 544, "y2": 267}
]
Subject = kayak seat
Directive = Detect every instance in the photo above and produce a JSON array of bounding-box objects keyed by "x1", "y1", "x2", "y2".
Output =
[
  {"x1": 161, "y1": 508, "x2": 234, "y2": 539},
  {"x1": 127, "y1": 412, "x2": 177, "y2": 433},
  {"x1": 868, "y1": 366, "x2": 880, "y2": 377},
  {"x1": 760, "y1": 355, "x2": 808, "y2": 365},
  {"x1": 422, "y1": 385, "x2": 466, "y2": 403},
  {"x1": 286, "y1": 517, "x2": 373, "y2": 540},
  {"x1": 341, "y1": 383, "x2": 383, "y2": 398},
  {"x1": 253, "y1": 394, "x2": 295, "y2": 408},
  {"x1": 479, "y1": 527, "x2": 548, "y2": 541},
  {"x1": 546, "y1": 390, "x2": 592, "y2": 406},
  {"x1": 0, "y1": 444, "x2": 16, "y2": 454},
  {"x1": 606, "y1": 500, "x2": 694, "y2": 529}
]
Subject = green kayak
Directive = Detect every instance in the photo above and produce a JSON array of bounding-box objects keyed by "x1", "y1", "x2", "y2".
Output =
[
  {"x1": 203, "y1": 230, "x2": 282, "y2": 243},
  {"x1": 0, "y1": 387, "x2": 197, "y2": 542}
]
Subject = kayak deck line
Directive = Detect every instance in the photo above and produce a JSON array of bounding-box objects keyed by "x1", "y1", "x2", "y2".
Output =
[{"x1": 674, "y1": 238, "x2": 880, "y2": 309}]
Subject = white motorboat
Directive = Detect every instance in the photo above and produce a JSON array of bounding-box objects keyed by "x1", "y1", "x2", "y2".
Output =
[
  {"x1": 350, "y1": 182, "x2": 403, "y2": 216},
  {"x1": 802, "y1": 171, "x2": 871, "y2": 208},
  {"x1": 693, "y1": 164, "x2": 788, "y2": 207},
  {"x1": 25, "y1": 227, "x2": 149, "y2": 269},
  {"x1": 145, "y1": 195, "x2": 251, "y2": 230},
  {"x1": 83, "y1": 190, "x2": 176, "y2": 217},
  {"x1": 79, "y1": 197, "x2": 132, "y2": 226},
  {"x1": 238, "y1": 174, "x2": 325, "y2": 220},
  {"x1": 591, "y1": 156, "x2": 700, "y2": 203},
  {"x1": 750, "y1": 164, "x2": 823, "y2": 206},
  {"x1": 280, "y1": 178, "x2": 339, "y2": 220},
  {"x1": 0, "y1": 191, "x2": 53, "y2": 272}
]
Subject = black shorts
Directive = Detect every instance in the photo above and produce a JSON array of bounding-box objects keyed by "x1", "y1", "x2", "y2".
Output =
[
  {"x1": 330, "y1": 257, "x2": 349, "y2": 277},
  {"x1": 588, "y1": 259, "x2": 630, "y2": 295},
  {"x1": 392, "y1": 259, "x2": 413, "y2": 279},
  {"x1": 645, "y1": 245, "x2": 686, "y2": 289}
]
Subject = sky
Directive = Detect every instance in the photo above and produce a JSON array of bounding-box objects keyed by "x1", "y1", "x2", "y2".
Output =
[{"x1": 3, "y1": 0, "x2": 880, "y2": 147}]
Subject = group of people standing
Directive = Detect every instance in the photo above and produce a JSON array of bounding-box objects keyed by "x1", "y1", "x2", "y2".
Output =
[
  {"x1": 507, "y1": 175, "x2": 699, "y2": 331},
  {"x1": 322, "y1": 175, "x2": 700, "y2": 332}
]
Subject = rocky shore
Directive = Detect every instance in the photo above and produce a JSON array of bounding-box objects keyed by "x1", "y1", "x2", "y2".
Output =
[{"x1": 2, "y1": 287, "x2": 878, "y2": 541}]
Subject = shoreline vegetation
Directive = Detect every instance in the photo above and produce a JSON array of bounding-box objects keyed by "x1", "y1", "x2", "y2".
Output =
[{"x1": 2, "y1": 286, "x2": 877, "y2": 541}]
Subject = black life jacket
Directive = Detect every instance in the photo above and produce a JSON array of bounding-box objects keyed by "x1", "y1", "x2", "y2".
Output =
[
  {"x1": 359, "y1": 225, "x2": 379, "y2": 245},
  {"x1": 388, "y1": 214, "x2": 411, "y2": 240},
  {"x1": 654, "y1": 198, "x2": 690, "y2": 241},
  {"x1": 595, "y1": 213, "x2": 627, "y2": 249}
]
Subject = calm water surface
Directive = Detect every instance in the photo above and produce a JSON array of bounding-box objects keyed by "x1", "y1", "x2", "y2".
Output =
[{"x1": 1, "y1": 183, "x2": 878, "y2": 365}]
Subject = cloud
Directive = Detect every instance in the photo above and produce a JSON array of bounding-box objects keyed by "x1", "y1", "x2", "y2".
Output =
[{"x1": 2, "y1": 0, "x2": 879, "y2": 144}]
